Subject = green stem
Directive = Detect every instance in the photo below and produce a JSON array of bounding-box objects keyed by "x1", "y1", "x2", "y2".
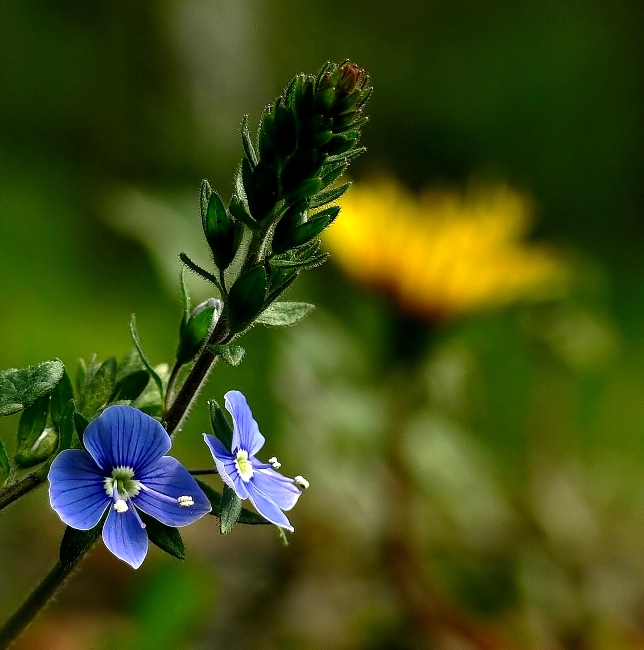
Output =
[
  {"x1": 0, "y1": 467, "x2": 48, "y2": 515},
  {"x1": 0, "y1": 538, "x2": 98, "y2": 649}
]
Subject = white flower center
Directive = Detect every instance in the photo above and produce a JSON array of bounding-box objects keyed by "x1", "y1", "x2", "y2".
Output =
[
  {"x1": 178, "y1": 495, "x2": 194, "y2": 507},
  {"x1": 104, "y1": 466, "x2": 141, "y2": 500},
  {"x1": 235, "y1": 450, "x2": 254, "y2": 482}
]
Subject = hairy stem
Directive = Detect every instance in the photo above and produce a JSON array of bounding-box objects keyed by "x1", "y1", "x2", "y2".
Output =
[
  {"x1": 0, "y1": 538, "x2": 98, "y2": 649},
  {"x1": 0, "y1": 466, "x2": 48, "y2": 515}
]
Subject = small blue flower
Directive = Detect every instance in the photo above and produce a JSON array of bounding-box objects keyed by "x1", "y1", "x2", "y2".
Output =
[
  {"x1": 204, "y1": 391, "x2": 306, "y2": 531},
  {"x1": 48, "y1": 405, "x2": 211, "y2": 568}
]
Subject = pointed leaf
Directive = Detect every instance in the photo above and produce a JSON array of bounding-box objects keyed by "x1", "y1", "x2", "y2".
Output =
[
  {"x1": 80, "y1": 356, "x2": 117, "y2": 416},
  {"x1": 0, "y1": 360, "x2": 64, "y2": 417},
  {"x1": 50, "y1": 367, "x2": 73, "y2": 428},
  {"x1": 212, "y1": 345, "x2": 245, "y2": 367},
  {"x1": 241, "y1": 114, "x2": 258, "y2": 168},
  {"x1": 227, "y1": 266, "x2": 268, "y2": 333},
  {"x1": 309, "y1": 181, "x2": 351, "y2": 209},
  {"x1": 200, "y1": 179, "x2": 213, "y2": 235},
  {"x1": 139, "y1": 511, "x2": 185, "y2": 560},
  {"x1": 207, "y1": 400, "x2": 233, "y2": 451},
  {"x1": 256, "y1": 302, "x2": 315, "y2": 327},
  {"x1": 179, "y1": 266, "x2": 191, "y2": 328},
  {"x1": 219, "y1": 485, "x2": 242, "y2": 534},
  {"x1": 15, "y1": 395, "x2": 52, "y2": 468},
  {"x1": 110, "y1": 370, "x2": 150, "y2": 403},
  {"x1": 58, "y1": 400, "x2": 77, "y2": 452},
  {"x1": 130, "y1": 315, "x2": 164, "y2": 404},
  {"x1": 179, "y1": 252, "x2": 222, "y2": 292},
  {"x1": 59, "y1": 522, "x2": 102, "y2": 572}
]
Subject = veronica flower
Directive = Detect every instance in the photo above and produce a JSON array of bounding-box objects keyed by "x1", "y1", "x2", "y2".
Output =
[
  {"x1": 204, "y1": 391, "x2": 306, "y2": 531},
  {"x1": 48, "y1": 405, "x2": 211, "y2": 568}
]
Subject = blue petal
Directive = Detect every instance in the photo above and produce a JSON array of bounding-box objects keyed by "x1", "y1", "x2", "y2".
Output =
[
  {"x1": 102, "y1": 504, "x2": 148, "y2": 569},
  {"x1": 250, "y1": 464, "x2": 301, "y2": 511},
  {"x1": 245, "y1": 482, "x2": 294, "y2": 531},
  {"x1": 203, "y1": 434, "x2": 249, "y2": 499},
  {"x1": 134, "y1": 457, "x2": 212, "y2": 526},
  {"x1": 48, "y1": 449, "x2": 110, "y2": 530},
  {"x1": 84, "y1": 405, "x2": 171, "y2": 473},
  {"x1": 224, "y1": 391, "x2": 265, "y2": 456}
]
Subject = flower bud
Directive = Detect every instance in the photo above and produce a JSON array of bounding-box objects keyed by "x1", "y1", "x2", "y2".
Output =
[{"x1": 176, "y1": 299, "x2": 221, "y2": 366}]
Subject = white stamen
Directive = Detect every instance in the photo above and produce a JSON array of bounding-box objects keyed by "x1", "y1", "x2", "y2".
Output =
[
  {"x1": 178, "y1": 495, "x2": 194, "y2": 507},
  {"x1": 268, "y1": 456, "x2": 281, "y2": 469},
  {"x1": 235, "y1": 449, "x2": 254, "y2": 481},
  {"x1": 293, "y1": 475, "x2": 309, "y2": 490},
  {"x1": 114, "y1": 499, "x2": 129, "y2": 513}
]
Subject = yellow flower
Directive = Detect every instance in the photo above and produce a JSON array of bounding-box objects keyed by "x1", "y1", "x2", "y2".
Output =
[{"x1": 324, "y1": 178, "x2": 566, "y2": 321}]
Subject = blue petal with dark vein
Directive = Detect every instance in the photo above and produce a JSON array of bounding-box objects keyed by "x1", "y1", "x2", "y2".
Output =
[
  {"x1": 84, "y1": 405, "x2": 171, "y2": 473},
  {"x1": 134, "y1": 457, "x2": 211, "y2": 527},
  {"x1": 203, "y1": 434, "x2": 249, "y2": 499},
  {"x1": 48, "y1": 449, "x2": 110, "y2": 529},
  {"x1": 224, "y1": 391, "x2": 265, "y2": 456},
  {"x1": 102, "y1": 505, "x2": 148, "y2": 569},
  {"x1": 246, "y1": 482, "x2": 294, "y2": 531},
  {"x1": 250, "y1": 466, "x2": 301, "y2": 511}
]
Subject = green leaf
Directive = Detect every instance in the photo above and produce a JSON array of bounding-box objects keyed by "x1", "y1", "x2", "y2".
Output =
[
  {"x1": 0, "y1": 360, "x2": 64, "y2": 417},
  {"x1": 14, "y1": 395, "x2": 54, "y2": 468},
  {"x1": 212, "y1": 345, "x2": 245, "y2": 367},
  {"x1": 130, "y1": 315, "x2": 165, "y2": 405},
  {"x1": 0, "y1": 439, "x2": 10, "y2": 487},
  {"x1": 219, "y1": 485, "x2": 242, "y2": 534},
  {"x1": 271, "y1": 252, "x2": 330, "y2": 271},
  {"x1": 179, "y1": 266, "x2": 191, "y2": 328},
  {"x1": 74, "y1": 412, "x2": 89, "y2": 441},
  {"x1": 256, "y1": 301, "x2": 315, "y2": 327},
  {"x1": 309, "y1": 181, "x2": 351, "y2": 209},
  {"x1": 241, "y1": 114, "x2": 258, "y2": 168},
  {"x1": 207, "y1": 400, "x2": 233, "y2": 451},
  {"x1": 179, "y1": 252, "x2": 222, "y2": 292},
  {"x1": 195, "y1": 479, "x2": 270, "y2": 525},
  {"x1": 200, "y1": 179, "x2": 213, "y2": 234},
  {"x1": 58, "y1": 400, "x2": 77, "y2": 452},
  {"x1": 176, "y1": 302, "x2": 216, "y2": 366},
  {"x1": 80, "y1": 356, "x2": 117, "y2": 416},
  {"x1": 49, "y1": 367, "x2": 73, "y2": 428},
  {"x1": 203, "y1": 190, "x2": 237, "y2": 271},
  {"x1": 227, "y1": 265, "x2": 268, "y2": 333},
  {"x1": 110, "y1": 370, "x2": 150, "y2": 403},
  {"x1": 139, "y1": 511, "x2": 185, "y2": 560},
  {"x1": 59, "y1": 522, "x2": 102, "y2": 572}
]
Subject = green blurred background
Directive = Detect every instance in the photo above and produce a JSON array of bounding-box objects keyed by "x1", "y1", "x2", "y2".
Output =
[{"x1": 1, "y1": 1, "x2": 643, "y2": 648}]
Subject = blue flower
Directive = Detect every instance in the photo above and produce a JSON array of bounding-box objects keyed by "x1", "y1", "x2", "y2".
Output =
[
  {"x1": 203, "y1": 391, "x2": 306, "y2": 531},
  {"x1": 48, "y1": 405, "x2": 212, "y2": 568}
]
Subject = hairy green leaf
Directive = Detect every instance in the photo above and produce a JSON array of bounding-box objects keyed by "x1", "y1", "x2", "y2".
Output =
[
  {"x1": 219, "y1": 485, "x2": 242, "y2": 534},
  {"x1": 212, "y1": 345, "x2": 245, "y2": 367},
  {"x1": 130, "y1": 315, "x2": 164, "y2": 405},
  {"x1": 256, "y1": 301, "x2": 315, "y2": 327},
  {"x1": 207, "y1": 400, "x2": 233, "y2": 451},
  {"x1": 0, "y1": 360, "x2": 64, "y2": 417}
]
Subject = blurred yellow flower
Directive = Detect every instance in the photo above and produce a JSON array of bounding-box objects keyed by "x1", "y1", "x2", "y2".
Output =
[{"x1": 324, "y1": 178, "x2": 566, "y2": 321}]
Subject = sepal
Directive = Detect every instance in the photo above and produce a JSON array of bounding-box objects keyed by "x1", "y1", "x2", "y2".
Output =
[
  {"x1": 14, "y1": 394, "x2": 55, "y2": 469},
  {"x1": 227, "y1": 266, "x2": 268, "y2": 333}
]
